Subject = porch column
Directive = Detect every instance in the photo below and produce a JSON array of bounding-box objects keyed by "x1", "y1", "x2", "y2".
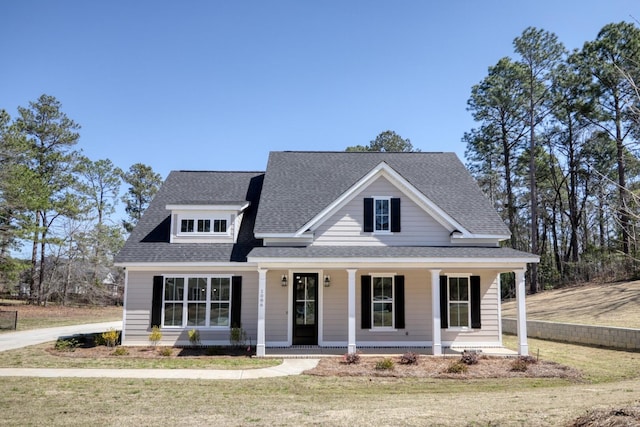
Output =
[
  {"x1": 257, "y1": 268, "x2": 267, "y2": 357},
  {"x1": 430, "y1": 269, "x2": 442, "y2": 355},
  {"x1": 515, "y1": 269, "x2": 529, "y2": 355},
  {"x1": 347, "y1": 269, "x2": 357, "y2": 354}
]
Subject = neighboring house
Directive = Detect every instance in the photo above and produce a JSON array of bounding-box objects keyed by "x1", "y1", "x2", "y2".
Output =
[{"x1": 115, "y1": 151, "x2": 538, "y2": 356}]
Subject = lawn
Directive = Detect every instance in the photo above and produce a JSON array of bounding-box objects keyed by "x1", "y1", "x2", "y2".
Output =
[
  {"x1": 0, "y1": 299, "x2": 122, "y2": 331},
  {"x1": 0, "y1": 336, "x2": 638, "y2": 426},
  {"x1": 502, "y1": 280, "x2": 640, "y2": 328}
]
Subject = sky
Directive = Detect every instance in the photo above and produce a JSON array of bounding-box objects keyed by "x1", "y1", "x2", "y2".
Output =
[{"x1": 2, "y1": 0, "x2": 639, "y2": 181}]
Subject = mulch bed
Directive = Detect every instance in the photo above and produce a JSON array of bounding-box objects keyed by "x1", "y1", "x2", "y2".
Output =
[{"x1": 304, "y1": 355, "x2": 582, "y2": 380}]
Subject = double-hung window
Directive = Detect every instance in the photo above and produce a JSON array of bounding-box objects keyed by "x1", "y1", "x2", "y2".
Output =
[
  {"x1": 374, "y1": 198, "x2": 390, "y2": 232},
  {"x1": 162, "y1": 276, "x2": 231, "y2": 328},
  {"x1": 372, "y1": 276, "x2": 394, "y2": 328},
  {"x1": 448, "y1": 276, "x2": 470, "y2": 328}
]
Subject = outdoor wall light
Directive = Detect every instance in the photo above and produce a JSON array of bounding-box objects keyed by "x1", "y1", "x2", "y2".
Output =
[
  {"x1": 281, "y1": 275, "x2": 288, "y2": 287},
  {"x1": 324, "y1": 275, "x2": 331, "y2": 287}
]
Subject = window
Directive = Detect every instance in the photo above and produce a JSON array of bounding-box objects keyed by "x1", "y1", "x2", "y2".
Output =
[
  {"x1": 361, "y1": 275, "x2": 405, "y2": 329},
  {"x1": 179, "y1": 217, "x2": 227, "y2": 234},
  {"x1": 448, "y1": 276, "x2": 470, "y2": 328},
  {"x1": 363, "y1": 197, "x2": 401, "y2": 233},
  {"x1": 162, "y1": 276, "x2": 231, "y2": 328},
  {"x1": 374, "y1": 198, "x2": 390, "y2": 232},
  {"x1": 372, "y1": 276, "x2": 394, "y2": 328}
]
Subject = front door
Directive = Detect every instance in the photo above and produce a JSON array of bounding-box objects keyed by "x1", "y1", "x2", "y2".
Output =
[{"x1": 292, "y1": 273, "x2": 318, "y2": 345}]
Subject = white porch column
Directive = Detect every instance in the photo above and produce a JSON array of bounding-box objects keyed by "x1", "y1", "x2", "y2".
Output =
[
  {"x1": 256, "y1": 269, "x2": 267, "y2": 357},
  {"x1": 430, "y1": 269, "x2": 442, "y2": 355},
  {"x1": 515, "y1": 269, "x2": 529, "y2": 355},
  {"x1": 347, "y1": 269, "x2": 357, "y2": 354}
]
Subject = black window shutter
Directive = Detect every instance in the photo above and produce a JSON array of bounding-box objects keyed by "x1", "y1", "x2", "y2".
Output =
[
  {"x1": 439, "y1": 276, "x2": 448, "y2": 329},
  {"x1": 361, "y1": 275, "x2": 371, "y2": 329},
  {"x1": 231, "y1": 276, "x2": 242, "y2": 328},
  {"x1": 151, "y1": 276, "x2": 163, "y2": 328},
  {"x1": 391, "y1": 198, "x2": 401, "y2": 232},
  {"x1": 363, "y1": 198, "x2": 374, "y2": 232},
  {"x1": 394, "y1": 275, "x2": 405, "y2": 329},
  {"x1": 470, "y1": 275, "x2": 481, "y2": 329}
]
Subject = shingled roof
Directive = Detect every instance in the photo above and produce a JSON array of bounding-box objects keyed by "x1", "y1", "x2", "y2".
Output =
[
  {"x1": 115, "y1": 171, "x2": 264, "y2": 264},
  {"x1": 254, "y1": 151, "x2": 509, "y2": 236}
]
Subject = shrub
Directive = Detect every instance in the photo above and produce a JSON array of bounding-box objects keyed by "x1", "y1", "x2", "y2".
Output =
[
  {"x1": 342, "y1": 352, "x2": 361, "y2": 365},
  {"x1": 54, "y1": 337, "x2": 78, "y2": 352},
  {"x1": 148, "y1": 326, "x2": 162, "y2": 347},
  {"x1": 446, "y1": 361, "x2": 469, "y2": 374},
  {"x1": 399, "y1": 351, "x2": 419, "y2": 365},
  {"x1": 229, "y1": 326, "x2": 247, "y2": 348},
  {"x1": 460, "y1": 350, "x2": 479, "y2": 365},
  {"x1": 375, "y1": 358, "x2": 395, "y2": 370},
  {"x1": 158, "y1": 347, "x2": 173, "y2": 357},
  {"x1": 188, "y1": 329, "x2": 200, "y2": 346},
  {"x1": 111, "y1": 347, "x2": 129, "y2": 356},
  {"x1": 101, "y1": 328, "x2": 120, "y2": 348},
  {"x1": 510, "y1": 355, "x2": 537, "y2": 372}
]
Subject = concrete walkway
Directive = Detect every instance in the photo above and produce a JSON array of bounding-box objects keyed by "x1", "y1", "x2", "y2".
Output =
[{"x1": 0, "y1": 322, "x2": 319, "y2": 379}]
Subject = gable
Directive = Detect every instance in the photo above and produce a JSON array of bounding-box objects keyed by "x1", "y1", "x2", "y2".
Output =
[
  {"x1": 312, "y1": 175, "x2": 451, "y2": 246},
  {"x1": 254, "y1": 152, "x2": 510, "y2": 239}
]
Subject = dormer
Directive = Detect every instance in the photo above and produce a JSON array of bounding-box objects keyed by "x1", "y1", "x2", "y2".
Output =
[{"x1": 166, "y1": 202, "x2": 250, "y2": 244}]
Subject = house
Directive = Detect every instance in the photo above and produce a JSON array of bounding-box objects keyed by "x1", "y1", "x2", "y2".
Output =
[{"x1": 115, "y1": 151, "x2": 538, "y2": 356}]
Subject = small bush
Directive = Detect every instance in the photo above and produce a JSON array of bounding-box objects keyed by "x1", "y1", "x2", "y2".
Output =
[
  {"x1": 158, "y1": 347, "x2": 173, "y2": 357},
  {"x1": 460, "y1": 350, "x2": 479, "y2": 365},
  {"x1": 101, "y1": 328, "x2": 120, "y2": 348},
  {"x1": 342, "y1": 352, "x2": 361, "y2": 365},
  {"x1": 188, "y1": 329, "x2": 200, "y2": 346},
  {"x1": 229, "y1": 326, "x2": 247, "y2": 348},
  {"x1": 399, "y1": 351, "x2": 419, "y2": 365},
  {"x1": 111, "y1": 347, "x2": 129, "y2": 356},
  {"x1": 54, "y1": 338, "x2": 78, "y2": 352},
  {"x1": 148, "y1": 326, "x2": 162, "y2": 347},
  {"x1": 375, "y1": 358, "x2": 395, "y2": 370},
  {"x1": 446, "y1": 360, "x2": 469, "y2": 374},
  {"x1": 510, "y1": 355, "x2": 537, "y2": 372}
]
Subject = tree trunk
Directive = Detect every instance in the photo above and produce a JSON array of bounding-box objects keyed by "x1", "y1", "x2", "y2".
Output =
[{"x1": 529, "y1": 89, "x2": 539, "y2": 294}]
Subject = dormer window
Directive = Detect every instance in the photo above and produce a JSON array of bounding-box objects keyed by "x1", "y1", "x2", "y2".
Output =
[{"x1": 179, "y1": 216, "x2": 228, "y2": 235}]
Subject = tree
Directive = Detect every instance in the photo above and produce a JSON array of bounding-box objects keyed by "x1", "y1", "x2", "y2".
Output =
[
  {"x1": 11, "y1": 95, "x2": 83, "y2": 304},
  {"x1": 513, "y1": 27, "x2": 565, "y2": 293},
  {"x1": 465, "y1": 57, "x2": 528, "y2": 248},
  {"x1": 580, "y1": 22, "x2": 640, "y2": 255},
  {"x1": 121, "y1": 163, "x2": 162, "y2": 233},
  {"x1": 346, "y1": 130, "x2": 419, "y2": 152}
]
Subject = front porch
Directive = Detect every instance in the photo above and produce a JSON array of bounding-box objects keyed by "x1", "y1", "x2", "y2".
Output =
[{"x1": 245, "y1": 250, "x2": 534, "y2": 358}]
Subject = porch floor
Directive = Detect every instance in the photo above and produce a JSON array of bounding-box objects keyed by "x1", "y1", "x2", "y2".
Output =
[{"x1": 263, "y1": 346, "x2": 518, "y2": 358}]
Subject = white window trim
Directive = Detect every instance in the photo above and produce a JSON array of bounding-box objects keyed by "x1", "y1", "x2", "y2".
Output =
[
  {"x1": 446, "y1": 274, "x2": 472, "y2": 331},
  {"x1": 372, "y1": 196, "x2": 392, "y2": 234},
  {"x1": 161, "y1": 274, "x2": 233, "y2": 329},
  {"x1": 370, "y1": 274, "x2": 395, "y2": 330},
  {"x1": 177, "y1": 214, "x2": 231, "y2": 237}
]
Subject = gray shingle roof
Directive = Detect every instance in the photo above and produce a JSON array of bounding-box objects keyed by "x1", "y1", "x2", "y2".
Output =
[
  {"x1": 115, "y1": 171, "x2": 264, "y2": 264},
  {"x1": 248, "y1": 246, "x2": 538, "y2": 261},
  {"x1": 254, "y1": 151, "x2": 509, "y2": 236}
]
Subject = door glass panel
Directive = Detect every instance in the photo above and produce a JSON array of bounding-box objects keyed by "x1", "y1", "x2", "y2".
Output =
[{"x1": 294, "y1": 275, "x2": 316, "y2": 326}]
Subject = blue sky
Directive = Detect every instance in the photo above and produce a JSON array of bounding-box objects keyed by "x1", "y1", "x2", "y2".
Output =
[{"x1": 1, "y1": 0, "x2": 638, "y2": 180}]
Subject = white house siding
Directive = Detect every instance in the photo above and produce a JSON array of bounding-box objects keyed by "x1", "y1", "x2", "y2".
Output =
[
  {"x1": 122, "y1": 269, "x2": 258, "y2": 346},
  {"x1": 440, "y1": 270, "x2": 501, "y2": 347},
  {"x1": 312, "y1": 176, "x2": 451, "y2": 246},
  {"x1": 265, "y1": 270, "x2": 289, "y2": 344},
  {"x1": 321, "y1": 270, "x2": 348, "y2": 343},
  {"x1": 355, "y1": 269, "x2": 432, "y2": 345}
]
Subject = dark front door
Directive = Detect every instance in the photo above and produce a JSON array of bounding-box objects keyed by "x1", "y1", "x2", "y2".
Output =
[{"x1": 292, "y1": 273, "x2": 318, "y2": 345}]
